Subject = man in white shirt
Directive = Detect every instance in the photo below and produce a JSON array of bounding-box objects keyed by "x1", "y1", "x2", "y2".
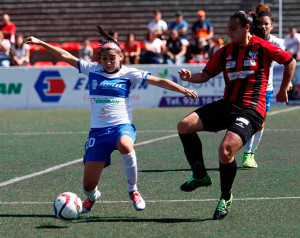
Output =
[
  {"x1": 147, "y1": 9, "x2": 168, "y2": 40},
  {"x1": 284, "y1": 27, "x2": 300, "y2": 61}
]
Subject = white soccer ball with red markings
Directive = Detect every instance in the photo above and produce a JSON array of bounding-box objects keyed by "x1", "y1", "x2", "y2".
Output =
[{"x1": 54, "y1": 192, "x2": 82, "y2": 219}]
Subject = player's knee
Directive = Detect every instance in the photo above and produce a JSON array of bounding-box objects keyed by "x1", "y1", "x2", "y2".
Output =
[
  {"x1": 118, "y1": 141, "x2": 134, "y2": 154},
  {"x1": 219, "y1": 143, "x2": 234, "y2": 163},
  {"x1": 177, "y1": 118, "x2": 192, "y2": 134}
]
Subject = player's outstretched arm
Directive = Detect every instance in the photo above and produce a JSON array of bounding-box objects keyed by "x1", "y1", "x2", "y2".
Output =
[
  {"x1": 276, "y1": 58, "x2": 296, "y2": 102},
  {"x1": 26, "y1": 36, "x2": 79, "y2": 68},
  {"x1": 178, "y1": 68, "x2": 211, "y2": 84},
  {"x1": 145, "y1": 75, "x2": 198, "y2": 99}
]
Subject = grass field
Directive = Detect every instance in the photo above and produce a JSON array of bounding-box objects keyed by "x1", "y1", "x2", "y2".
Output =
[{"x1": 0, "y1": 106, "x2": 299, "y2": 238}]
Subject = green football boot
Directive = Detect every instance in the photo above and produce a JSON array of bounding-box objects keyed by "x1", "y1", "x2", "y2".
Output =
[{"x1": 180, "y1": 173, "x2": 212, "y2": 192}]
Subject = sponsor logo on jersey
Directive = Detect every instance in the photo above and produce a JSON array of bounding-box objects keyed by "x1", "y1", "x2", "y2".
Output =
[
  {"x1": 35, "y1": 71, "x2": 66, "y2": 102},
  {"x1": 226, "y1": 61, "x2": 236, "y2": 69},
  {"x1": 227, "y1": 70, "x2": 255, "y2": 81},
  {"x1": 90, "y1": 97, "x2": 120, "y2": 104},
  {"x1": 244, "y1": 60, "x2": 256, "y2": 67}
]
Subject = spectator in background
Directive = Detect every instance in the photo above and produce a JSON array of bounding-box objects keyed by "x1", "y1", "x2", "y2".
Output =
[
  {"x1": 164, "y1": 29, "x2": 187, "y2": 65},
  {"x1": 169, "y1": 11, "x2": 189, "y2": 41},
  {"x1": 255, "y1": 3, "x2": 271, "y2": 13},
  {"x1": 140, "y1": 30, "x2": 165, "y2": 64},
  {"x1": 189, "y1": 38, "x2": 209, "y2": 64},
  {"x1": 123, "y1": 33, "x2": 141, "y2": 64},
  {"x1": 11, "y1": 33, "x2": 30, "y2": 66},
  {"x1": 191, "y1": 10, "x2": 214, "y2": 54},
  {"x1": 79, "y1": 38, "x2": 94, "y2": 62},
  {"x1": 108, "y1": 30, "x2": 124, "y2": 49},
  {"x1": 0, "y1": 14, "x2": 16, "y2": 44},
  {"x1": 209, "y1": 37, "x2": 224, "y2": 57},
  {"x1": 147, "y1": 9, "x2": 168, "y2": 40},
  {"x1": 284, "y1": 27, "x2": 300, "y2": 61},
  {"x1": 0, "y1": 31, "x2": 11, "y2": 67}
]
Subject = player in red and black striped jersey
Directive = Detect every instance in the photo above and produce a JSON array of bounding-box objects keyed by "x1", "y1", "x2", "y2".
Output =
[{"x1": 177, "y1": 11, "x2": 296, "y2": 220}]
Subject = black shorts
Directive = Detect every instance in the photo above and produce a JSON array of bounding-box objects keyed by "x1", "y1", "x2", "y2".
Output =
[{"x1": 194, "y1": 99, "x2": 264, "y2": 145}]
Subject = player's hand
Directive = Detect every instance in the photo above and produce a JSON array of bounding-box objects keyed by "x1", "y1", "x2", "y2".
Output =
[
  {"x1": 26, "y1": 36, "x2": 42, "y2": 45},
  {"x1": 276, "y1": 89, "x2": 288, "y2": 103},
  {"x1": 287, "y1": 82, "x2": 293, "y2": 91},
  {"x1": 178, "y1": 69, "x2": 192, "y2": 81},
  {"x1": 183, "y1": 89, "x2": 198, "y2": 99}
]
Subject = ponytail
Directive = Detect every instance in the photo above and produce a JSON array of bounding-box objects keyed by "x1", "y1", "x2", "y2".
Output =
[
  {"x1": 230, "y1": 11, "x2": 264, "y2": 39},
  {"x1": 96, "y1": 25, "x2": 122, "y2": 59}
]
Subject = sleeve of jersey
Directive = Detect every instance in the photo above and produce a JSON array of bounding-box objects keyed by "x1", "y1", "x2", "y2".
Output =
[
  {"x1": 264, "y1": 41, "x2": 293, "y2": 65},
  {"x1": 203, "y1": 48, "x2": 223, "y2": 77},
  {"x1": 128, "y1": 68, "x2": 151, "y2": 85},
  {"x1": 78, "y1": 59, "x2": 101, "y2": 76}
]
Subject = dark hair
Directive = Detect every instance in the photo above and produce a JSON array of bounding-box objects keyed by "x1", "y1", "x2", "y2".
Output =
[
  {"x1": 97, "y1": 25, "x2": 122, "y2": 59},
  {"x1": 257, "y1": 10, "x2": 274, "y2": 24},
  {"x1": 153, "y1": 9, "x2": 161, "y2": 15},
  {"x1": 230, "y1": 11, "x2": 264, "y2": 39},
  {"x1": 15, "y1": 33, "x2": 25, "y2": 49}
]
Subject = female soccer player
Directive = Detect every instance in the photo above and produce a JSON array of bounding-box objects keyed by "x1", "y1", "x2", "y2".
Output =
[
  {"x1": 26, "y1": 26, "x2": 197, "y2": 213},
  {"x1": 242, "y1": 8, "x2": 293, "y2": 168},
  {"x1": 177, "y1": 11, "x2": 295, "y2": 219}
]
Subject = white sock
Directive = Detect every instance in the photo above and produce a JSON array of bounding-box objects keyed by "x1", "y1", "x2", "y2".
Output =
[
  {"x1": 244, "y1": 134, "x2": 255, "y2": 153},
  {"x1": 251, "y1": 128, "x2": 264, "y2": 153},
  {"x1": 122, "y1": 149, "x2": 138, "y2": 193},
  {"x1": 82, "y1": 185, "x2": 101, "y2": 202}
]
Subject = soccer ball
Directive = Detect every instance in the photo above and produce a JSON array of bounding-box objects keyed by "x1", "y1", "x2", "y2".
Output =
[{"x1": 54, "y1": 192, "x2": 82, "y2": 220}]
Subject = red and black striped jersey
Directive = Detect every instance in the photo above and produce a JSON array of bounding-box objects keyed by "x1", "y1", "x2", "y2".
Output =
[{"x1": 203, "y1": 35, "x2": 293, "y2": 116}]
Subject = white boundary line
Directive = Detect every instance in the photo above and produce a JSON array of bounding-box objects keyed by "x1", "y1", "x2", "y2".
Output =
[
  {"x1": 268, "y1": 106, "x2": 300, "y2": 115},
  {"x1": 0, "y1": 196, "x2": 299, "y2": 205},
  {"x1": 0, "y1": 106, "x2": 299, "y2": 187}
]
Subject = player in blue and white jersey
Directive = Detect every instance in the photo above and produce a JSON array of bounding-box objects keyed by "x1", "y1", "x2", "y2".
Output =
[
  {"x1": 26, "y1": 25, "x2": 198, "y2": 213},
  {"x1": 242, "y1": 9, "x2": 293, "y2": 168}
]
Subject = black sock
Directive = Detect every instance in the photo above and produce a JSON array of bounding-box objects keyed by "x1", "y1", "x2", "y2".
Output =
[
  {"x1": 220, "y1": 159, "x2": 237, "y2": 200},
  {"x1": 178, "y1": 133, "x2": 207, "y2": 179}
]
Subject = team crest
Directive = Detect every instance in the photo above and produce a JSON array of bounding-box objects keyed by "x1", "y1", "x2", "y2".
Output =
[
  {"x1": 249, "y1": 51, "x2": 258, "y2": 59},
  {"x1": 92, "y1": 80, "x2": 98, "y2": 90}
]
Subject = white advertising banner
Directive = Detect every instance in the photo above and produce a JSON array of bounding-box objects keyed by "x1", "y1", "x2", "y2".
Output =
[{"x1": 0, "y1": 63, "x2": 299, "y2": 109}]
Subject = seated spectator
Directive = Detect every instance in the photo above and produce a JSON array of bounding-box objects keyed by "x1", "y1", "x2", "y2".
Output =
[
  {"x1": 140, "y1": 31, "x2": 165, "y2": 64},
  {"x1": 11, "y1": 33, "x2": 30, "y2": 66},
  {"x1": 284, "y1": 27, "x2": 300, "y2": 61},
  {"x1": 169, "y1": 11, "x2": 189, "y2": 41},
  {"x1": 189, "y1": 38, "x2": 209, "y2": 64},
  {"x1": 191, "y1": 10, "x2": 214, "y2": 55},
  {"x1": 164, "y1": 29, "x2": 188, "y2": 65},
  {"x1": 108, "y1": 30, "x2": 124, "y2": 49},
  {"x1": 123, "y1": 33, "x2": 141, "y2": 64},
  {"x1": 209, "y1": 37, "x2": 224, "y2": 57},
  {"x1": 148, "y1": 9, "x2": 168, "y2": 40},
  {"x1": 79, "y1": 38, "x2": 93, "y2": 62},
  {"x1": 0, "y1": 30, "x2": 11, "y2": 67},
  {"x1": 0, "y1": 14, "x2": 16, "y2": 43}
]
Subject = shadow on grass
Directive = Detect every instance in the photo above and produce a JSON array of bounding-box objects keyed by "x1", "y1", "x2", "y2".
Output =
[
  {"x1": 76, "y1": 216, "x2": 214, "y2": 223},
  {"x1": 0, "y1": 214, "x2": 55, "y2": 218},
  {"x1": 0, "y1": 214, "x2": 69, "y2": 229},
  {"x1": 139, "y1": 167, "x2": 249, "y2": 173},
  {"x1": 36, "y1": 225, "x2": 69, "y2": 229}
]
